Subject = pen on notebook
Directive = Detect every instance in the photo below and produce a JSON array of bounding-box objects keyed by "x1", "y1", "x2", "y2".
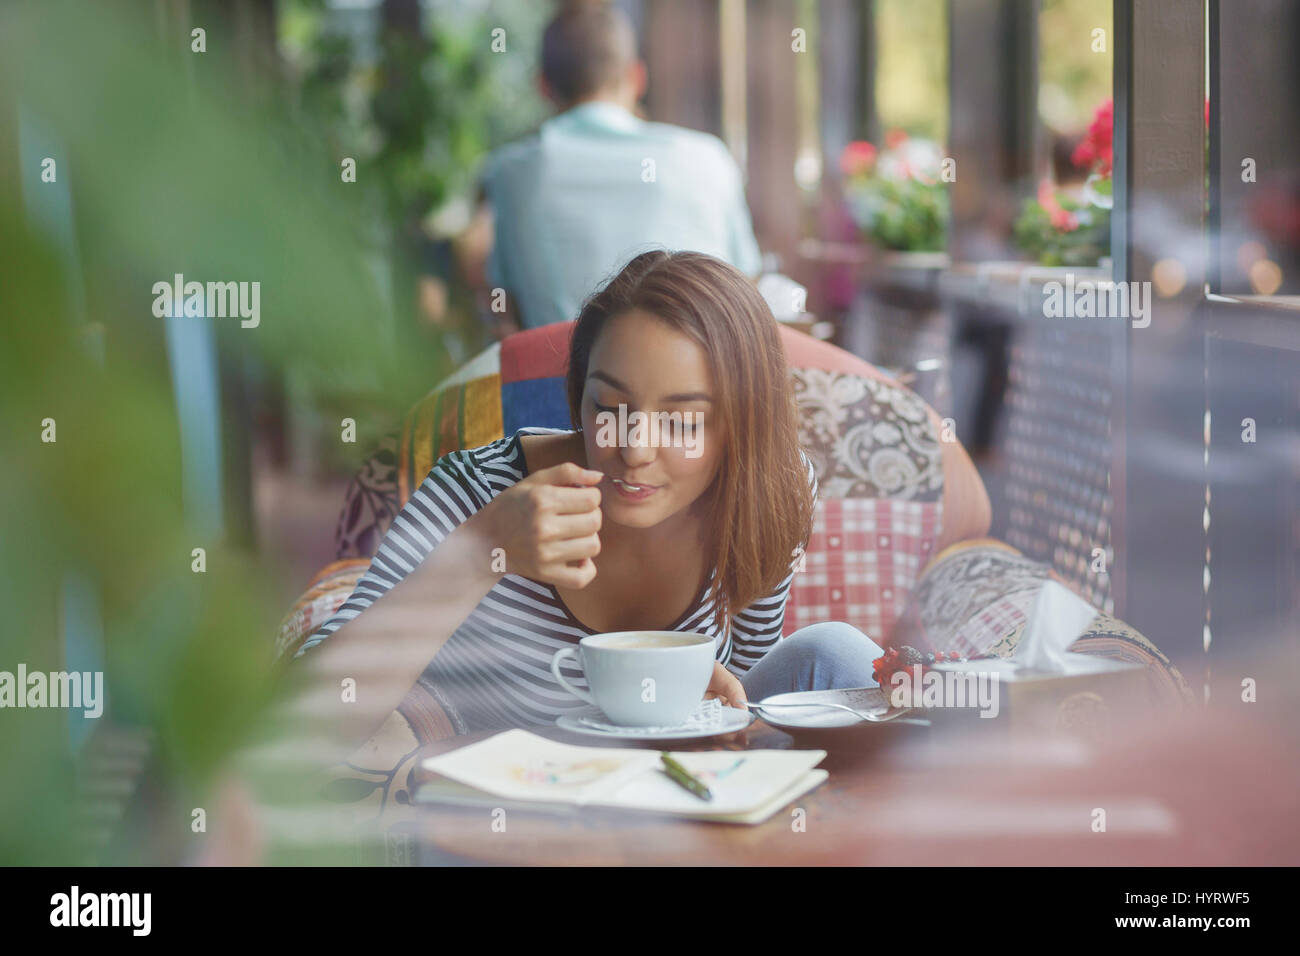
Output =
[{"x1": 660, "y1": 752, "x2": 713, "y2": 801}]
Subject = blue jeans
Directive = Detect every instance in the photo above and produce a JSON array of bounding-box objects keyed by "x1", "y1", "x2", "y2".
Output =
[{"x1": 738, "y1": 622, "x2": 885, "y2": 701}]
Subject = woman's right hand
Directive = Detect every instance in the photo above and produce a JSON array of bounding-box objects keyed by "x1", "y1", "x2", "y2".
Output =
[{"x1": 472, "y1": 462, "x2": 604, "y2": 589}]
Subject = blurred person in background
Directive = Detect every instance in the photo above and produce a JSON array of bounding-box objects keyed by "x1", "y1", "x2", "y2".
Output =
[
  {"x1": 1049, "y1": 129, "x2": 1089, "y2": 196},
  {"x1": 481, "y1": 0, "x2": 762, "y2": 332}
]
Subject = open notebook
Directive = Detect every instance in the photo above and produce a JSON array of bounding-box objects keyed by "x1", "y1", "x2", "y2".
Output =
[{"x1": 415, "y1": 729, "x2": 828, "y2": 825}]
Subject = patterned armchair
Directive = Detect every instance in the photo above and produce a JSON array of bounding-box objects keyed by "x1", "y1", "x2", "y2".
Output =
[{"x1": 276, "y1": 322, "x2": 1191, "y2": 815}]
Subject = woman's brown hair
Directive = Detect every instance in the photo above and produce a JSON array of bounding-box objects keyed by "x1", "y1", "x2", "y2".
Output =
[{"x1": 565, "y1": 249, "x2": 813, "y2": 633}]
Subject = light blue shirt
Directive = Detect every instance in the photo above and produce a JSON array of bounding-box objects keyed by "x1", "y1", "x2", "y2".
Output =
[{"x1": 483, "y1": 101, "x2": 762, "y2": 328}]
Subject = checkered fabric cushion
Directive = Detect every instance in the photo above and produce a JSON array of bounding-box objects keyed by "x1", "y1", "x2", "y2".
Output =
[
  {"x1": 783, "y1": 497, "x2": 942, "y2": 641},
  {"x1": 782, "y1": 365, "x2": 945, "y2": 642}
]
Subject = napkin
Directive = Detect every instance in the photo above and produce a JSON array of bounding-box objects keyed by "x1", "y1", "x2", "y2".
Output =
[{"x1": 1012, "y1": 580, "x2": 1100, "y2": 672}]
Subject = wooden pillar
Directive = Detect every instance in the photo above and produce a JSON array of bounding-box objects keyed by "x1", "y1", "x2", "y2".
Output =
[
  {"x1": 817, "y1": 0, "x2": 876, "y2": 170},
  {"x1": 643, "y1": 0, "x2": 721, "y2": 135},
  {"x1": 745, "y1": 0, "x2": 801, "y2": 272},
  {"x1": 719, "y1": 0, "x2": 747, "y2": 168},
  {"x1": 232, "y1": 0, "x2": 280, "y2": 95},
  {"x1": 947, "y1": 0, "x2": 1040, "y2": 262}
]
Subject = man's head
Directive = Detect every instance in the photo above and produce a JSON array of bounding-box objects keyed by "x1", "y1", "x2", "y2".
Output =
[{"x1": 539, "y1": 1, "x2": 645, "y2": 111}]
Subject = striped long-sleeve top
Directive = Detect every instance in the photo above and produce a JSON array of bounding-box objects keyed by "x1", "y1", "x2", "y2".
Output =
[{"x1": 294, "y1": 427, "x2": 816, "y2": 734}]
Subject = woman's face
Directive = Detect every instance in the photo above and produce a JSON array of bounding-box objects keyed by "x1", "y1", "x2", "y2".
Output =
[{"x1": 580, "y1": 309, "x2": 724, "y2": 530}]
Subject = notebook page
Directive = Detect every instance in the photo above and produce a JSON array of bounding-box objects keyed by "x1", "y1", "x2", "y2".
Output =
[
  {"x1": 596, "y1": 748, "x2": 827, "y2": 815},
  {"x1": 420, "y1": 729, "x2": 662, "y2": 806}
]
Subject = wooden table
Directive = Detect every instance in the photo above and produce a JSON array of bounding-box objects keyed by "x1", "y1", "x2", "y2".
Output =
[
  {"x1": 397, "y1": 717, "x2": 925, "y2": 866},
  {"x1": 379, "y1": 698, "x2": 1300, "y2": 866}
]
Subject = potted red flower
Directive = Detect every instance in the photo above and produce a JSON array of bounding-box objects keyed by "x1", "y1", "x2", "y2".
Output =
[
  {"x1": 1014, "y1": 99, "x2": 1113, "y2": 267},
  {"x1": 840, "y1": 130, "x2": 950, "y2": 254}
]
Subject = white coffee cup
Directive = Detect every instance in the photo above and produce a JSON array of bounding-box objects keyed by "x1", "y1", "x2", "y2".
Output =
[{"x1": 550, "y1": 631, "x2": 716, "y2": 727}]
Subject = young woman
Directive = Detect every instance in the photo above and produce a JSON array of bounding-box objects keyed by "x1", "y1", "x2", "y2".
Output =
[{"x1": 295, "y1": 250, "x2": 884, "y2": 745}]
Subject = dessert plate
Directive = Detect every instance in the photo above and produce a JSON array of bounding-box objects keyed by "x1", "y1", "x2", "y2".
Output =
[{"x1": 749, "y1": 687, "x2": 926, "y2": 731}]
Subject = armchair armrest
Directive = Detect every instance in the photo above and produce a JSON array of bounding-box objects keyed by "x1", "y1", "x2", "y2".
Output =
[
  {"x1": 273, "y1": 559, "x2": 460, "y2": 823},
  {"x1": 893, "y1": 538, "x2": 1193, "y2": 709}
]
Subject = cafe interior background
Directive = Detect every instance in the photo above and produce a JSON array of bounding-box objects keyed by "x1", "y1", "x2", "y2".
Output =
[{"x1": 1, "y1": 0, "x2": 1297, "y2": 866}]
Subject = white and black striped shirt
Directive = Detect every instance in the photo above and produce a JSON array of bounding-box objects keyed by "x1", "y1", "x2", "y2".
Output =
[{"x1": 295, "y1": 428, "x2": 815, "y2": 733}]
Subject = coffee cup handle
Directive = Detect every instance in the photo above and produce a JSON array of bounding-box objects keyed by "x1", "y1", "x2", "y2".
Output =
[{"x1": 550, "y1": 647, "x2": 595, "y2": 705}]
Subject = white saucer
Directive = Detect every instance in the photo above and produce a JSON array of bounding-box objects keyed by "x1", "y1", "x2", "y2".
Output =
[
  {"x1": 555, "y1": 703, "x2": 755, "y2": 740},
  {"x1": 750, "y1": 687, "x2": 924, "y2": 731}
]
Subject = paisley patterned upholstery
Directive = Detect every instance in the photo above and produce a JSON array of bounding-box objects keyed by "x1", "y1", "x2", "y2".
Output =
[
  {"x1": 333, "y1": 435, "x2": 400, "y2": 561},
  {"x1": 792, "y1": 367, "x2": 944, "y2": 501}
]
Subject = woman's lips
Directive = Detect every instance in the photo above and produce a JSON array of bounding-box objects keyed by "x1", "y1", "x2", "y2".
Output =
[{"x1": 609, "y1": 477, "x2": 659, "y2": 502}]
